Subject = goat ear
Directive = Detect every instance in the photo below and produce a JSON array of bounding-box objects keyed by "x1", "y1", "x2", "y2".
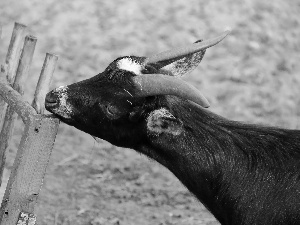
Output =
[
  {"x1": 158, "y1": 40, "x2": 206, "y2": 77},
  {"x1": 146, "y1": 108, "x2": 183, "y2": 136}
]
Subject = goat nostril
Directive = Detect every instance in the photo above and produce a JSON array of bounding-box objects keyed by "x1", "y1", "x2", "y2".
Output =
[{"x1": 45, "y1": 91, "x2": 59, "y2": 107}]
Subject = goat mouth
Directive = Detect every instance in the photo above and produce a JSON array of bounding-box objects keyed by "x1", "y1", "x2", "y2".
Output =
[
  {"x1": 45, "y1": 93, "x2": 74, "y2": 120},
  {"x1": 45, "y1": 100, "x2": 59, "y2": 110},
  {"x1": 45, "y1": 104, "x2": 74, "y2": 123}
]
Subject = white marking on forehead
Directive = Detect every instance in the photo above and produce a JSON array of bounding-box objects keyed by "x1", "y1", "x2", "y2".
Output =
[
  {"x1": 117, "y1": 57, "x2": 143, "y2": 75},
  {"x1": 52, "y1": 85, "x2": 73, "y2": 119},
  {"x1": 55, "y1": 85, "x2": 68, "y2": 92}
]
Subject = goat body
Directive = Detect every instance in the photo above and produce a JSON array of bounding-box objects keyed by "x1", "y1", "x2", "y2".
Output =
[
  {"x1": 147, "y1": 100, "x2": 300, "y2": 225},
  {"x1": 45, "y1": 31, "x2": 300, "y2": 225}
]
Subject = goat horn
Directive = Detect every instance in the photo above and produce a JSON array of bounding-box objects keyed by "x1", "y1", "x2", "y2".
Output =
[
  {"x1": 132, "y1": 74, "x2": 210, "y2": 108},
  {"x1": 145, "y1": 29, "x2": 231, "y2": 67}
]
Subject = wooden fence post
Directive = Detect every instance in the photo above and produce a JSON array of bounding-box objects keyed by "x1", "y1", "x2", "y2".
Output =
[
  {"x1": 0, "y1": 23, "x2": 26, "y2": 128},
  {"x1": 0, "y1": 80, "x2": 60, "y2": 224},
  {"x1": 0, "y1": 35, "x2": 37, "y2": 186},
  {"x1": 1, "y1": 114, "x2": 59, "y2": 225},
  {"x1": 32, "y1": 53, "x2": 58, "y2": 114},
  {"x1": 2, "y1": 23, "x2": 27, "y2": 84},
  {"x1": 0, "y1": 23, "x2": 60, "y2": 225}
]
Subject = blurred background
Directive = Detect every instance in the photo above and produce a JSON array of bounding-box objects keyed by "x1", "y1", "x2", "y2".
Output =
[{"x1": 0, "y1": 0, "x2": 299, "y2": 224}]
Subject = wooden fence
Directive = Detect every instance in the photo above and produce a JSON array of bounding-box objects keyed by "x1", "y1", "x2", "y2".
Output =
[{"x1": 0, "y1": 22, "x2": 60, "y2": 225}]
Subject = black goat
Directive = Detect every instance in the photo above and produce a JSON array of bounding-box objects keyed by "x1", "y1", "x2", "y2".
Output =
[{"x1": 45, "y1": 30, "x2": 300, "y2": 225}]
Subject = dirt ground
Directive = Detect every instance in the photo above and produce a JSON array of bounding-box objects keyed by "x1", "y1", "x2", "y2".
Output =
[{"x1": 0, "y1": 0, "x2": 300, "y2": 224}]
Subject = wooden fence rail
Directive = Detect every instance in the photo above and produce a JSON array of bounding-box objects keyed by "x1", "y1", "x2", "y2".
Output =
[{"x1": 0, "y1": 22, "x2": 60, "y2": 225}]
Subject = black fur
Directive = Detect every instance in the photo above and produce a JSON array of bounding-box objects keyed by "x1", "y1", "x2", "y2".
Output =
[
  {"x1": 145, "y1": 99, "x2": 300, "y2": 225},
  {"x1": 46, "y1": 57, "x2": 300, "y2": 225}
]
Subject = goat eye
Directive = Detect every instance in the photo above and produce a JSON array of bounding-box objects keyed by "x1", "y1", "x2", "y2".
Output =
[{"x1": 106, "y1": 104, "x2": 119, "y2": 116}]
